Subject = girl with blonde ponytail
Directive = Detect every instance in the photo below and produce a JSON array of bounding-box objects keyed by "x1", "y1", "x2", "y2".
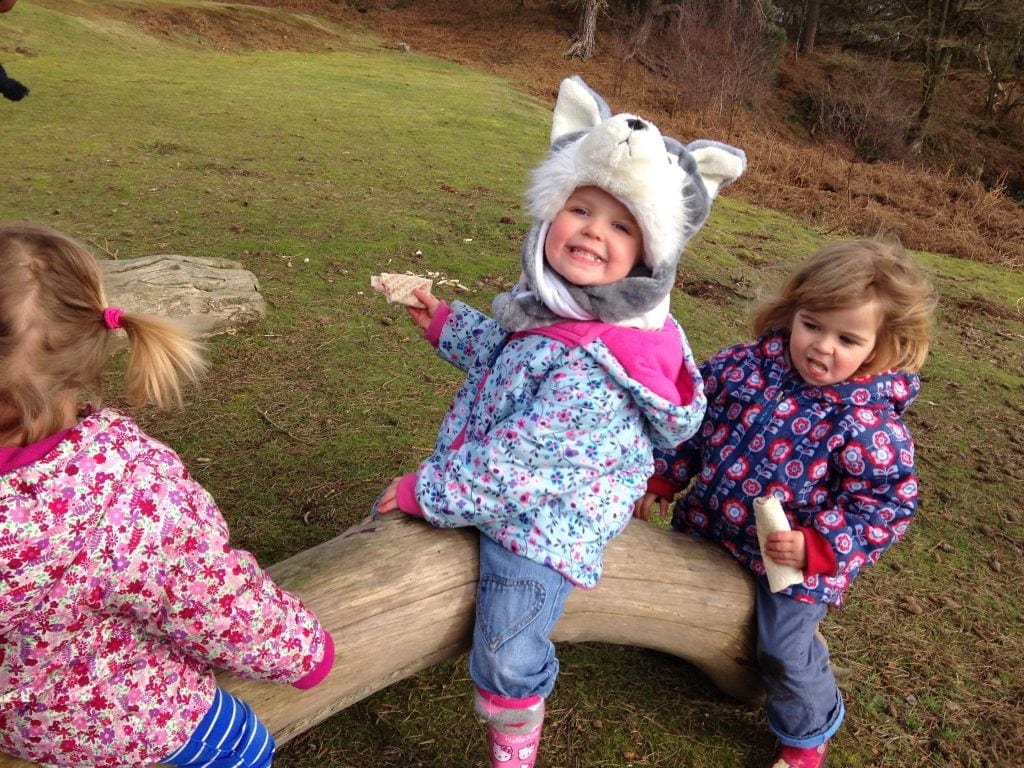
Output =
[
  {"x1": 0, "y1": 223, "x2": 334, "y2": 768},
  {"x1": 0, "y1": 223, "x2": 205, "y2": 444}
]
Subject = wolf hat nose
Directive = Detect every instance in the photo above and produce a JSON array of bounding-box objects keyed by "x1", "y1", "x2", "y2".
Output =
[{"x1": 626, "y1": 118, "x2": 647, "y2": 130}]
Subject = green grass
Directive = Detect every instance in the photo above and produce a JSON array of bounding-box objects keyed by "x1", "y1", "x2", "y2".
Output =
[{"x1": 2, "y1": 3, "x2": 1023, "y2": 768}]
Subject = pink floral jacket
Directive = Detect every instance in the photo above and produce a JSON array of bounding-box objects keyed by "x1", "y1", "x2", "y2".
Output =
[{"x1": 0, "y1": 409, "x2": 330, "y2": 767}]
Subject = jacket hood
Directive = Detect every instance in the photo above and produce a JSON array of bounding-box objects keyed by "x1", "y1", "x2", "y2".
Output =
[{"x1": 524, "y1": 317, "x2": 707, "y2": 450}]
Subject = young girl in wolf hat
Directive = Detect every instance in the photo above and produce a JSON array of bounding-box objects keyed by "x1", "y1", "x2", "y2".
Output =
[
  {"x1": 639, "y1": 238, "x2": 936, "y2": 768},
  {"x1": 375, "y1": 76, "x2": 745, "y2": 767},
  {"x1": 0, "y1": 223, "x2": 333, "y2": 768}
]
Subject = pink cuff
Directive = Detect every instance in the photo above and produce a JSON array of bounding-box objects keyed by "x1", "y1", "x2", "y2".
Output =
[
  {"x1": 475, "y1": 686, "x2": 544, "y2": 710},
  {"x1": 292, "y1": 631, "x2": 334, "y2": 690},
  {"x1": 801, "y1": 526, "x2": 839, "y2": 577},
  {"x1": 646, "y1": 475, "x2": 679, "y2": 501},
  {"x1": 397, "y1": 472, "x2": 424, "y2": 517},
  {"x1": 424, "y1": 301, "x2": 451, "y2": 348}
]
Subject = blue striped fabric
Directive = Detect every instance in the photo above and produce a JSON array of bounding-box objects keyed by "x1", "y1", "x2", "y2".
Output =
[{"x1": 161, "y1": 688, "x2": 276, "y2": 768}]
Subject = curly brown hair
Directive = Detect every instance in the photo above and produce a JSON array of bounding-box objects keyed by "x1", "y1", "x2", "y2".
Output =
[{"x1": 753, "y1": 239, "x2": 936, "y2": 376}]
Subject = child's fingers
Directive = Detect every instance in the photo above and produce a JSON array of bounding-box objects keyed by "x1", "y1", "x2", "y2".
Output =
[
  {"x1": 633, "y1": 492, "x2": 668, "y2": 521},
  {"x1": 372, "y1": 479, "x2": 401, "y2": 516},
  {"x1": 633, "y1": 498, "x2": 650, "y2": 521},
  {"x1": 412, "y1": 287, "x2": 439, "y2": 313},
  {"x1": 405, "y1": 305, "x2": 430, "y2": 331},
  {"x1": 766, "y1": 530, "x2": 800, "y2": 548},
  {"x1": 404, "y1": 289, "x2": 439, "y2": 331},
  {"x1": 764, "y1": 530, "x2": 807, "y2": 568}
]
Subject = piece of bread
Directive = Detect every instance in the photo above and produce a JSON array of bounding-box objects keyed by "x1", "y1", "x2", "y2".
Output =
[
  {"x1": 753, "y1": 496, "x2": 806, "y2": 592},
  {"x1": 370, "y1": 272, "x2": 432, "y2": 308}
]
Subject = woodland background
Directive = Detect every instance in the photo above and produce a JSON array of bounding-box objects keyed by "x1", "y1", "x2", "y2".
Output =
[
  {"x1": 311, "y1": 0, "x2": 1024, "y2": 267},
  {"x1": 1, "y1": 1, "x2": 1022, "y2": 767}
]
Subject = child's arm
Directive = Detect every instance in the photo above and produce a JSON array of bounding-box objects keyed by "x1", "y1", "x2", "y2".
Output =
[
  {"x1": 101, "y1": 454, "x2": 333, "y2": 687},
  {"x1": 638, "y1": 351, "x2": 721, "y2": 519},
  {"x1": 409, "y1": 294, "x2": 508, "y2": 375},
  {"x1": 800, "y1": 417, "x2": 919, "y2": 582},
  {"x1": 395, "y1": 352, "x2": 645, "y2": 529}
]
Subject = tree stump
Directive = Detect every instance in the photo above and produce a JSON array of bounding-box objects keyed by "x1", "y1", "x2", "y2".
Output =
[
  {"x1": 98, "y1": 254, "x2": 266, "y2": 336},
  {"x1": 0, "y1": 517, "x2": 758, "y2": 767}
]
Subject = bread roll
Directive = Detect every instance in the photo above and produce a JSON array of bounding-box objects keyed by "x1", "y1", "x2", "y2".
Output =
[{"x1": 754, "y1": 496, "x2": 806, "y2": 592}]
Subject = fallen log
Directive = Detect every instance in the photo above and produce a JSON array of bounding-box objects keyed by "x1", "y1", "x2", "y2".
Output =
[
  {"x1": 98, "y1": 254, "x2": 267, "y2": 336},
  {"x1": 0, "y1": 515, "x2": 758, "y2": 768}
]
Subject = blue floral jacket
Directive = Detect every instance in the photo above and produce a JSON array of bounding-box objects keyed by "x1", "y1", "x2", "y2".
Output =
[{"x1": 411, "y1": 301, "x2": 707, "y2": 588}]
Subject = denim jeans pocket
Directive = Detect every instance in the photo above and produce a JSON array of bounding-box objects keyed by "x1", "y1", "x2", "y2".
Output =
[{"x1": 476, "y1": 575, "x2": 547, "y2": 654}]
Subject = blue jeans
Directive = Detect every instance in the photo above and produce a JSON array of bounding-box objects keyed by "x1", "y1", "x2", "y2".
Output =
[
  {"x1": 469, "y1": 534, "x2": 574, "y2": 700},
  {"x1": 756, "y1": 579, "x2": 845, "y2": 748}
]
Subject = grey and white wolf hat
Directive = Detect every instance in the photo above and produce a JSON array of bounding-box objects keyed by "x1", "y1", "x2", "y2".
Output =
[{"x1": 493, "y1": 76, "x2": 747, "y2": 332}]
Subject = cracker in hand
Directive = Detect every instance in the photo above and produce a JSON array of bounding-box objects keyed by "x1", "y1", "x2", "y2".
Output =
[{"x1": 370, "y1": 272, "x2": 432, "y2": 308}]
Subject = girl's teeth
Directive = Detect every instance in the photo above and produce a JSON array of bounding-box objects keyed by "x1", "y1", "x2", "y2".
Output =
[{"x1": 571, "y1": 247, "x2": 600, "y2": 262}]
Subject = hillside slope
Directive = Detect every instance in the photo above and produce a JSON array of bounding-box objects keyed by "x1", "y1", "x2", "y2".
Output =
[{"x1": 328, "y1": 0, "x2": 1024, "y2": 267}]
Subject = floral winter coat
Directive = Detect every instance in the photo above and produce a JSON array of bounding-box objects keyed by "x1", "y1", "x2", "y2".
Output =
[
  {"x1": 405, "y1": 301, "x2": 707, "y2": 589},
  {"x1": 651, "y1": 333, "x2": 921, "y2": 607},
  {"x1": 0, "y1": 409, "x2": 329, "y2": 768}
]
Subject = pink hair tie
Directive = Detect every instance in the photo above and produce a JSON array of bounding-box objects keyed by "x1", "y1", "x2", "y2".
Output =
[{"x1": 102, "y1": 307, "x2": 125, "y2": 330}]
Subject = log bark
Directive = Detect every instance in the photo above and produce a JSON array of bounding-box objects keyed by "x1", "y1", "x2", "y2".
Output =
[
  {"x1": 0, "y1": 516, "x2": 758, "y2": 767},
  {"x1": 98, "y1": 254, "x2": 267, "y2": 336}
]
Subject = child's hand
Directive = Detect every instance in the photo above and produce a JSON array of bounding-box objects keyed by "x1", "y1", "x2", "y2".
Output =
[
  {"x1": 764, "y1": 530, "x2": 807, "y2": 568},
  {"x1": 633, "y1": 492, "x2": 669, "y2": 521},
  {"x1": 375, "y1": 478, "x2": 402, "y2": 515},
  {"x1": 406, "y1": 288, "x2": 440, "y2": 331},
  {"x1": 372, "y1": 476, "x2": 423, "y2": 519}
]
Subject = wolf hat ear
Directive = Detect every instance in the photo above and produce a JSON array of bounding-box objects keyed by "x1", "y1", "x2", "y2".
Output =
[{"x1": 493, "y1": 76, "x2": 746, "y2": 332}]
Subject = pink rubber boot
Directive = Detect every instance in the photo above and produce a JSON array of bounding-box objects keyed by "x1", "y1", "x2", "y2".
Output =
[
  {"x1": 767, "y1": 741, "x2": 830, "y2": 768},
  {"x1": 475, "y1": 687, "x2": 544, "y2": 768}
]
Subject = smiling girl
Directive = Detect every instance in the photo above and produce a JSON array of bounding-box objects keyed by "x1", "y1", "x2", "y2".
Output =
[{"x1": 373, "y1": 76, "x2": 746, "y2": 767}]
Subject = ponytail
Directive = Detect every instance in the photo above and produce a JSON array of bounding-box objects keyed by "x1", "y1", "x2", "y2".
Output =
[
  {"x1": 0, "y1": 223, "x2": 208, "y2": 445},
  {"x1": 113, "y1": 310, "x2": 209, "y2": 410}
]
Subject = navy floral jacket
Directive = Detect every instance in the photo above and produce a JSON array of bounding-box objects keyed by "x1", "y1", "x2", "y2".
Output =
[{"x1": 651, "y1": 333, "x2": 921, "y2": 607}]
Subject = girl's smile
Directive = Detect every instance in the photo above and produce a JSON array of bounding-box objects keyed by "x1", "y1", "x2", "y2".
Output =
[{"x1": 544, "y1": 185, "x2": 643, "y2": 287}]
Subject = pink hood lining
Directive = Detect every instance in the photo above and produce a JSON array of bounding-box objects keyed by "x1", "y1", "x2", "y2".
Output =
[{"x1": 512, "y1": 318, "x2": 694, "y2": 405}]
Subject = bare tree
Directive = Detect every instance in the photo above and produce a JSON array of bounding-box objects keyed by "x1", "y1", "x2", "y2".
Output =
[
  {"x1": 624, "y1": 0, "x2": 782, "y2": 129},
  {"x1": 973, "y1": 0, "x2": 1024, "y2": 121},
  {"x1": 798, "y1": 0, "x2": 823, "y2": 55},
  {"x1": 564, "y1": 0, "x2": 608, "y2": 60}
]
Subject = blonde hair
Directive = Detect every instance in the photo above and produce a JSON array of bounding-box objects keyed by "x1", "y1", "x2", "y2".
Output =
[
  {"x1": 753, "y1": 239, "x2": 936, "y2": 375},
  {"x1": 0, "y1": 223, "x2": 208, "y2": 445}
]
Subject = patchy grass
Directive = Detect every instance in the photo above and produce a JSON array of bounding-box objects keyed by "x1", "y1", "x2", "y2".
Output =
[{"x1": 1, "y1": 3, "x2": 1022, "y2": 768}]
